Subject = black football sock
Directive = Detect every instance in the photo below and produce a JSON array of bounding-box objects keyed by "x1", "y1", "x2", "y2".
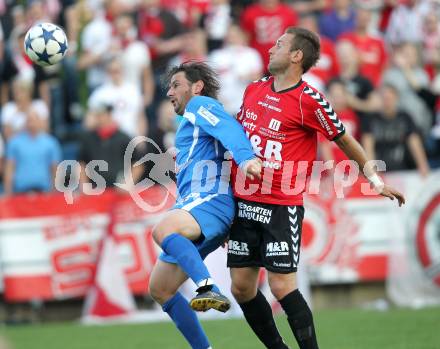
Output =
[
  {"x1": 279, "y1": 289, "x2": 319, "y2": 349},
  {"x1": 239, "y1": 290, "x2": 289, "y2": 349}
]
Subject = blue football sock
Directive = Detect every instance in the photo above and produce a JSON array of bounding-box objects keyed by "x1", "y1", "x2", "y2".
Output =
[
  {"x1": 162, "y1": 292, "x2": 210, "y2": 349},
  {"x1": 161, "y1": 233, "x2": 217, "y2": 290}
]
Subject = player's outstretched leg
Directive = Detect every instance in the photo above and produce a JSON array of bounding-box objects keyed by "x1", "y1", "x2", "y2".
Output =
[
  {"x1": 154, "y1": 209, "x2": 231, "y2": 313},
  {"x1": 149, "y1": 260, "x2": 213, "y2": 349},
  {"x1": 231, "y1": 268, "x2": 290, "y2": 349}
]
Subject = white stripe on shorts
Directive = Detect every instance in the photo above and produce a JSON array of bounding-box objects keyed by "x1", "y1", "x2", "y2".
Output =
[{"x1": 181, "y1": 193, "x2": 219, "y2": 212}]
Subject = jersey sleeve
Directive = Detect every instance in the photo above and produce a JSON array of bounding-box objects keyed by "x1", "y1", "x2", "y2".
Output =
[
  {"x1": 301, "y1": 86, "x2": 346, "y2": 141},
  {"x1": 183, "y1": 96, "x2": 256, "y2": 165}
]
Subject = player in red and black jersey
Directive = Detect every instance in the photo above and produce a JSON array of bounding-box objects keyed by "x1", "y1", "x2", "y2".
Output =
[{"x1": 227, "y1": 27, "x2": 405, "y2": 349}]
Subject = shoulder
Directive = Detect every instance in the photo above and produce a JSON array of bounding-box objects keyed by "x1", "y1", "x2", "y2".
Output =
[
  {"x1": 300, "y1": 83, "x2": 328, "y2": 108},
  {"x1": 187, "y1": 96, "x2": 222, "y2": 110},
  {"x1": 43, "y1": 134, "x2": 60, "y2": 146},
  {"x1": 8, "y1": 132, "x2": 26, "y2": 146},
  {"x1": 245, "y1": 76, "x2": 272, "y2": 94}
]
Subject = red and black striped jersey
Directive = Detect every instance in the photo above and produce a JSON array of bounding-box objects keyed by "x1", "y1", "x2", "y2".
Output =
[{"x1": 232, "y1": 76, "x2": 345, "y2": 205}]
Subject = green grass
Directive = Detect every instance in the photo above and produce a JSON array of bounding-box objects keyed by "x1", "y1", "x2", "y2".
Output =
[{"x1": 1, "y1": 307, "x2": 439, "y2": 349}]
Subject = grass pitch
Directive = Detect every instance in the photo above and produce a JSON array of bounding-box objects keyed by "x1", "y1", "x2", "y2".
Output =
[{"x1": 1, "y1": 307, "x2": 439, "y2": 349}]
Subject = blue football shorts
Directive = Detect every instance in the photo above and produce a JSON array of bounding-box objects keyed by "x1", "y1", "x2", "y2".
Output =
[{"x1": 159, "y1": 193, "x2": 235, "y2": 264}]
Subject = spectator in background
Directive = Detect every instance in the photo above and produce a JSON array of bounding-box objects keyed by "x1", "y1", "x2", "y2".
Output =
[
  {"x1": 114, "y1": 14, "x2": 155, "y2": 108},
  {"x1": 78, "y1": 103, "x2": 143, "y2": 191},
  {"x1": 318, "y1": 0, "x2": 356, "y2": 42},
  {"x1": 168, "y1": 28, "x2": 208, "y2": 68},
  {"x1": 290, "y1": 0, "x2": 327, "y2": 17},
  {"x1": 385, "y1": 0, "x2": 431, "y2": 46},
  {"x1": 240, "y1": 0, "x2": 298, "y2": 71},
  {"x1": 138, "y1": 0, "x2": 186, "y2": 75},
  {"x1": 319, "y1": 79, "x2": 360, "y2": 164},
  {"x1": 421, "y1": 12, "x2": 440, "y2": 80},
  {"x1": 1, "y1": 78, "x2": 49, "y2": 142},
  {"x1": 149, "y1": 99, "x2": 177, "y2": 152},
  {"x1": 209, "y1": 23, "x2": 263, "y2": 115},
  {"x1": 0, "y1": 134, "x2": 4, "y2": 192},
  {"x1": 6, "y1": 26, "x2": 34, "y2": 83},
  {"x1": 147, "y1": 99, "x2": 177, "y2": 184},
  {"x1": 339, "y1": 4, "x2": 388, "y2": 86},
  {"x1": 335, "y1": 40, "x2": 380, "y2": 123},
  {"x1": 362, "y1": 84, "x2": 430, "y2": 176},
  {"x1": 0, "y1": 21, "x2": 8, "y2": 105},
  {"x1": 3, "y1": 108, "x2": 61, "y2": 195},
  {"x1": 382, "y1": 43, "x2": 434, "y2": 137},
  {"x1": 77, "y1": 3, "x2": 112, "y2": 93},
  {"x1": 86, "y1": 56, "x2": 146, "y2": 139},
  {"x1": 200, "y1": 0, "x2": 232, "y2": 52},
  {"x1": 161, "y1": 0, "x2": 210, "y2": 27},
  {"x1": 299, "y1": 14, "x2": 340, "y2": 90},
  {"x1": 25, "y1": 0, "x2": 55, "y2": 26}
]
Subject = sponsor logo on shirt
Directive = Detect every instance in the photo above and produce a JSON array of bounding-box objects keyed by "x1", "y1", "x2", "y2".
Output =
[
  {"x1": 265, "y1": 94, "x2": 280, "y2": 103},
  {"x1": 315, "y1": 108, "x2": 333, "y2": 136},
  {"x1": 197, "y1": 106, "x2": 220, "y2": 126},
  {"x1": 243, "y1": 121, "x2": 257, "y2": 131},
  {"x1": 257, "y1": 100, "x2": 282, "y2": 112},
  {"x1": 268, "y1": 118, "x2": 281, "y2": 131},
  {"x1": 245, "y1": 109, "x2": 258, "y2": 120}
]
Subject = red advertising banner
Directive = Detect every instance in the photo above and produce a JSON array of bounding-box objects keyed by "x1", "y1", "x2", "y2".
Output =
[
  {"x1": 1, "y1": 171, "x2": 439, "y2": 302},
  {"x1": 0, "y1": 187, "x2": 174, "y2": 302}
]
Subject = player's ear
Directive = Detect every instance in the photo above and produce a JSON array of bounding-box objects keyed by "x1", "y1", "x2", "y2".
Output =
[
  {"x1": 192, "y1": 80, "x2": 204, "y2": 95},
  {"x1": 291, "y1": 49, "x2": 303, "y2": 64}
]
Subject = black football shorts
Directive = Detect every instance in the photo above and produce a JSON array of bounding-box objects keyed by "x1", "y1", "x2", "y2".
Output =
[{"x1": 227, "y1": 198, "x2": 304, "y2": 273}]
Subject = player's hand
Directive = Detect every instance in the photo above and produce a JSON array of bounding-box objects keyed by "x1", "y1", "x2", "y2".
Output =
[
  {"x1": 242, "y1": 157, "x2": 262, "y2": 180},
  {"x1": 378, "y1": 184, "x2": 406, "y2": 207}
]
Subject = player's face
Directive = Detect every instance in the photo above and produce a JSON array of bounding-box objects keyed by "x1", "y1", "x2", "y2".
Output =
[
  {"x1": 167, "y1": 72, "x2": 193, "y2": 115},
  {"x1": 268, "y1": 33, "x2": 296, "y2": 75}
]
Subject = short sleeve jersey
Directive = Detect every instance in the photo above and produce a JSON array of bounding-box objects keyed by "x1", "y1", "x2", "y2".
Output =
[{"x1": 232, "y1": 77, "x2": 346, "y2": 205}]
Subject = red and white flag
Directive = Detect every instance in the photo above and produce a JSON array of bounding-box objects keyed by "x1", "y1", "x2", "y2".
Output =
[{"x1": 82, "y1": 213, "x2": 136, "y2": 322}]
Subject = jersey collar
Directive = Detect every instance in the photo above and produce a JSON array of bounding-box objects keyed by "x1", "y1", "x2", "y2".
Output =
[{"x1": 270, "y1": 79, "x2": 304, "y2": 93}]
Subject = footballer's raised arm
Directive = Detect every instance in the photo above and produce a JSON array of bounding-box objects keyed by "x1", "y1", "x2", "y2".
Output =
[{"x1": 183, "y1": 96, "x2": 257, "y2": 167}]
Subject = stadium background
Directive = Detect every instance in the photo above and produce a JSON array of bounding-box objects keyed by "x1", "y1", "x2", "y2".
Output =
[{"x1": 0, "y1": 0, "x2": 440, "y2": 348}]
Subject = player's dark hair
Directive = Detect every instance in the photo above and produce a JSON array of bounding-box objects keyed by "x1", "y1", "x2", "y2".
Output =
[
  {"x1": 285, "y1": 27, "x2": 320, "y2": 73},
  {"x1": 164, "y1": 61, "x2": 220, "y2": 99}
]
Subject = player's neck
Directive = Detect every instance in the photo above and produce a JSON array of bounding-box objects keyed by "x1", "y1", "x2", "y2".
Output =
[{"x1": 272, "y1": 72, "x2": 302, "y2": 92}]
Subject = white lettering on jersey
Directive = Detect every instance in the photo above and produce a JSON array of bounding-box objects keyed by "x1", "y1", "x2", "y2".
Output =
[
  {"x1": 246, "y1": 134, "x2": 283, "y2": 161},
  {"x1": 245, "y1": 109, "x2": 258, "y2": 120},
  {"x1": 314, "y1": 108, "x2": 333, "y2": 136},
  {"x1": 249, "y1": 134, "x2": 263, "y2": 156},
  {"x1": 268, "y1": 118, "x2": 281, "y2": 131},
  {"x1": 264, "y1": 140, "x2": 282, "y2": 160},
  {"x1": 197, "y1": 106, "x2": 220, "y2": 126}
]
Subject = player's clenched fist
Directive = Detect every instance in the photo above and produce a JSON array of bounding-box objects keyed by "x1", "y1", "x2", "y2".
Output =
[{"x1": 241, "y1": 157, "x2": 263, "y2": 180}]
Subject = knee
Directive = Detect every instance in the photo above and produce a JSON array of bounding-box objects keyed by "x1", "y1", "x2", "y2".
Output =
[
  {"x1": 152, "y1": 223, "x2": 171, "y2": 246},
  {"x1": 231, "y1": 281, "x2": 257, "y2": 303},
  {"x1": 269, "y1": 278, "x2": 294, "y2": 300},
  {"x1": 149, "y1": 280, "x2": 173, "y2": 305}
]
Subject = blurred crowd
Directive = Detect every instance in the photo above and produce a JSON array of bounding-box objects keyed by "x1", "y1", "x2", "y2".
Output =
[{"x1": 1, "y1": 0, "x2": 440, "y2": 196}]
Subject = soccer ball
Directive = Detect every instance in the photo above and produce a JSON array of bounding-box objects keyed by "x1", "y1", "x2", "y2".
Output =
[{"x1": 24, "y1": 22, "x2": 68, "y2": 66}]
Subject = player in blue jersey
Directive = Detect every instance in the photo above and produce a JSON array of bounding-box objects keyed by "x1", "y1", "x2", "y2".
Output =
[{"x1": 148, "y1": 62, "x2": 262, "y2": 349}]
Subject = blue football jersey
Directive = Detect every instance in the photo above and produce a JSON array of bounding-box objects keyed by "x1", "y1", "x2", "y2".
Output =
[{"x1": 175, "y1": 96, "x2": 255, "y2": 200}]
